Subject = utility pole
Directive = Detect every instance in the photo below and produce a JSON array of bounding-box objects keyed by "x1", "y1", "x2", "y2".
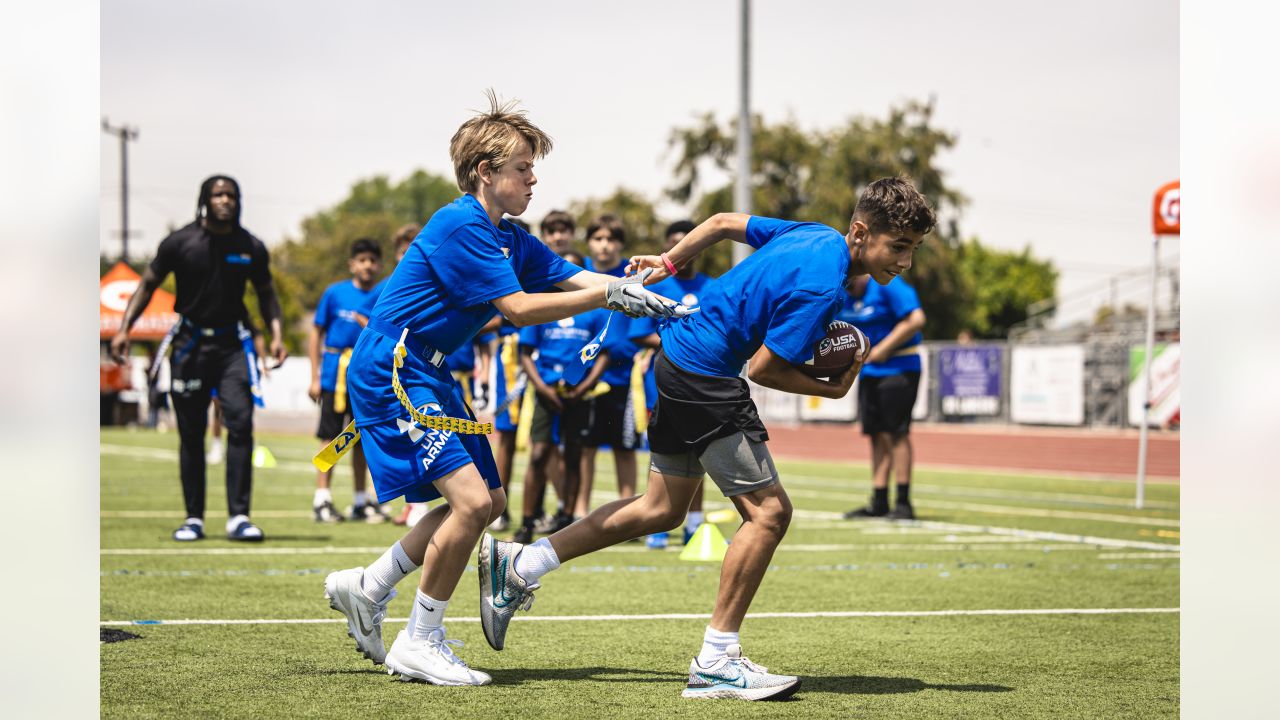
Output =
[
  {"x1": 733, "y1": 0, "x2": 753, "y2": 266},
  {"x1": 102, "y1": 118, "x2": 139, "y2": 263}
]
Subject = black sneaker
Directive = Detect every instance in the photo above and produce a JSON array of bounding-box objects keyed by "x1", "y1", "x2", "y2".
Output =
[
  {"x1": 551, "y1": 512, "x2": 575, "y2": 533},
  {"x1": 843, "y1": 505, "x2": 889, "y2": 519},
  {"x1": 532, "y1": 514, "x2": 558, "y2": 534},
  {"x1": 350, "y1": 502, "x2": 390, "y2": 524},
  {"x1": 314, "y1": 501, "x2": 345, "y2": 524},
  {"x1": 887, "y1": 503, "x2": 915, "y2": 521},
  {"x1": 512, "y1": 524, "x2": 534, "y2": 544}
]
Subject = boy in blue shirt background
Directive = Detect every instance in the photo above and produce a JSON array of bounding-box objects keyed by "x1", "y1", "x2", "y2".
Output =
[
  {"x1": 839, "y1": 274, "x2": 926, "y2": 520},
  {"x1": 629, "y1": 220, "x2": 716, "y2": 548},
  {"x1": 308, "y1": 238, "x2": 386, "y2": 523},
  {"x1": 514, "y1": 251, "x2": 612, "y2": 544},
  {"x1": 575, "y1": 215, "x2": 641, "y2": 517}
]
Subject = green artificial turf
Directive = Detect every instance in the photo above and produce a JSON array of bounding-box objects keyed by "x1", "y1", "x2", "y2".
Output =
[{"x1": 101, "y1": 428, "x2": 1179, "y2": 718}]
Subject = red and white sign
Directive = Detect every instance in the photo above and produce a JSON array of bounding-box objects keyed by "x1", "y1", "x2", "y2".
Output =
[
  {"x1": 1152, "y1": 180, "x2": 1179, "y2": 235},
  {"x1": 99, "y1": 262, "x2": 179, "y2": 340}
]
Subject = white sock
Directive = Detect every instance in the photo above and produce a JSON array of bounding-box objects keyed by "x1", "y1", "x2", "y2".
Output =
[
  {"x1": 697, "y1": 626, "x2": 739, "y2": 666},
  {"x1": 354, "y1": 490, "x2": 371, "y2": 506},
  {"x1": 513, "y1": 537, "x2": 560, "y2": 584},
  {"x1": 313, "y1": 488, "x2": 332, "y2": 507},
  {"x1": 686, "y1": 511, "x2": 705, "y2": 529},
  {"x1": 185, "y1": 517, "x2": 203, "y2": 527},
  {"x1": 226, "y1": 514, "x2": 250, "y2": 534},
  {"x1": 411, "y1": 590, "x2": 448, "y2": 640},
  {"x1": 361, "y1": 541, "x2": 417, "y2": 602}
]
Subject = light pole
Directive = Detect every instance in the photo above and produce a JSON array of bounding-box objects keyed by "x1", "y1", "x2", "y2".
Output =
[{"x1": 102, "y1": 118, "x2": 139, "y2": 262}]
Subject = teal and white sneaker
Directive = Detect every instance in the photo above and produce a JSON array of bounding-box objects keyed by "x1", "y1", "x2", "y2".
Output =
[
  {"x1": 324, "y1": 567, "x2": 395, "y2": 665},
  {"x1": 476, "y1": 533, "x2": 538, "y2": 651},
  {"x1": 681, "y1": 644, "x2": 801, "y2": 701}
]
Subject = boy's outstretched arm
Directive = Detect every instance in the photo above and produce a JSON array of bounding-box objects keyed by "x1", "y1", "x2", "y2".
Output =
[{"x1": 626, "y1": 213, "x2": 751, "y2": 282}]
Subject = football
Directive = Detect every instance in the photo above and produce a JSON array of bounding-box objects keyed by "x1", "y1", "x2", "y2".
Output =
[{"x1": 799, "y1": 320, "x2": 869, "y2": 379}]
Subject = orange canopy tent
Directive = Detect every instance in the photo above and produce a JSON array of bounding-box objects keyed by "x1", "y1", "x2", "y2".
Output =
[{"x1": 100, "y1": 262, "x2": 178, "y2": 340}]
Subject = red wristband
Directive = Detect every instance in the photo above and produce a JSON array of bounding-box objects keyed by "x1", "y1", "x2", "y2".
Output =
[{"x1": 660, "y1": 252, "x2": 679, "y2": 276}]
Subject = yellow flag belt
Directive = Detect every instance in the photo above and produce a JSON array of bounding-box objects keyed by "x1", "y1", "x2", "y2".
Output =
[{"x1": 312, "y1": 329, "x2": 493, "y2": 472}]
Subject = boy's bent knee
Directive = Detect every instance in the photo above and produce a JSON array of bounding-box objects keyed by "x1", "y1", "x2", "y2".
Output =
[{"x1": 488, "y1": 490, "x2": 507, "y2": 522}]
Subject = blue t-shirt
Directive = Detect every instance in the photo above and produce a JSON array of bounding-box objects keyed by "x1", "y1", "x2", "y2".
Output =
[
  {"x1": 835, "y1": 276, "x2": 923, "y2": 377},
  {"x1": 445, "y1": 339, "x2": 476, "y2": 373},
  {"x1": 584, "y1": 258, "x2": 638, "y2": 387},
  {"x1": 519, "y1": 310, "x2": 608, "y2": 385},
  {"x1": 347, "y1": 195, "x2": 580, "y2": 423},
  {"x1": 314, "y1": 280, "x2": 379, "y2": 391},
  {"x1": 629, "y1": 273, "x2": 715, "y2": 410},
  {"x1": 661, "y1": 217, "x2": 850, "y2": 378}
]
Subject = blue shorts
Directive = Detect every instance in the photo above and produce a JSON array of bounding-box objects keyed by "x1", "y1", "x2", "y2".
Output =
[{"x1": 358, "y1": 381, "x2": 501, "y2": 504}]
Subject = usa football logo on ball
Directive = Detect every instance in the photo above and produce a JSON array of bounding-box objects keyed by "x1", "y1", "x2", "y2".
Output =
[{"x1": 801, "y1": 320, "x2": 868, "y2": 379}]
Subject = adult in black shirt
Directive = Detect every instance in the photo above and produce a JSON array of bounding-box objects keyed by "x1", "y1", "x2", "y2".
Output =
[{"x1": 111, "y1": 175, "x2": 287, "y2": 542}]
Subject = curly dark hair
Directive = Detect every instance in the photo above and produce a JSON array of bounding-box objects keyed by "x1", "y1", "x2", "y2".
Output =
[{"x1": 853, "y1": 177, "x2": 936, "y2": 236}]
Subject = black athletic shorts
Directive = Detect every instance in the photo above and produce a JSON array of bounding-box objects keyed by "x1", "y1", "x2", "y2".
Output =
[
  {"x1": 648, "y1": 350, "x2": 768, "y2": 456},
  {"x1": 580, "y1": 384, "x2": 640, "y2": 450},
  {"x1": 529, "y1": 390, "x2": 591, "y2": 446},
  {"x1": 316, "y1": 390, "x2": 353, "y2": 440},
  {"x1": 858, "y1": 372, "x2": 921, "y2": 435}
]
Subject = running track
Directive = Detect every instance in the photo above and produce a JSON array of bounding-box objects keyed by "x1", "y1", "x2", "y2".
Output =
[
  {"x1": 767, "y1": 423, "x2": 1179, "y2": 481},
  {"x1": 259, "y1": 411, "x2": 1179, "y2": 482}
]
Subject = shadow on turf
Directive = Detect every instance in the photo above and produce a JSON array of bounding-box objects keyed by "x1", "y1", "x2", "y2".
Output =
[
  {"x1": 486, "y1": 667, "x2": 686, "y2": 685},
  {"x1": 804, "y1": 675, "x2": 1013, "y2": 695}
]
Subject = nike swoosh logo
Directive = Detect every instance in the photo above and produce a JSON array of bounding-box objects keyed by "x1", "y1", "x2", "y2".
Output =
[
  {"x1": 355, "y1": 612, "x2": 375, "y2": 637},
  {"x1": 395, "y1": 557, "x2": 413, "y2": 575},
  {"x1": 697, "y1": 671, "x2": 747, "y2": 689},
  {"x1": 490, "y1": 541, "x2": 519, "y2": 609}
]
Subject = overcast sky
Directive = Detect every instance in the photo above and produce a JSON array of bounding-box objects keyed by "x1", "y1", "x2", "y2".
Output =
[{"x1": 100, "y1": 0, "x2": 1178, "y2": 326}]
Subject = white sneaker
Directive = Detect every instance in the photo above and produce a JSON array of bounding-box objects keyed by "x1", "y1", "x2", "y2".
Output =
[
  {"x1": 324, "y1": 567, "x2": 395, "y2": 665},
  {"x1": 405, "y1": 503, "x2": 430, "y2": 528},
  {"x1": 681, "y1": 644, "x2": 800, "y2": 700},
  {"x1": 385, "y1": 629, "x2": 492, "y2": 686},
  {"x1": 205, "y1": 440, "x2": 224, "y2": 465}
]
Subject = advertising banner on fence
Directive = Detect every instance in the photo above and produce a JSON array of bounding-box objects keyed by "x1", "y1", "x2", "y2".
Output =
[
  {"x1": 1128, "y1": 343, "x2": 1180, "y2": 428},
  {"x1": 799, "y1": 385, "x2": 857, "y2": 422},
  {"x1": 1010, "y1": 345, "x2": 1085, "y2": 425},
  {"x1": 912, "y1": 345, "x2": 930, "y2": 420},
  {"x1": 939, "y1": 346, "x2": 1002, "y2": 416}
]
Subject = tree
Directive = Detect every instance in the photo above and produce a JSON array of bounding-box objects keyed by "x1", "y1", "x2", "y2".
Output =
[
  {"x1": 957, "y1": 240, "x2": 1058, "y2": 339},
  {"x1": 275, "y1": 170, "x2": 457, "y2": 312},
  {"x1": 567, "y1": 187, "x2": 665, "y2": 260},
  {"x1": 664, "y1": 100, "x2": 986, "y2": 338}
]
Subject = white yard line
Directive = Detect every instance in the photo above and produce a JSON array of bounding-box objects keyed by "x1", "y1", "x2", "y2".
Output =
[
  {"x1": 101, "y1": 444, "x2": 318, "y2": 475},
  {"x1": 913, "y1": 520, "x2": 1181, "y2": 552},
  {"x1": 779, "y1": 487, "x2": 1177, "y2": 527},
  {"x1": 781, "y1": 473, "x2": 1179, "y2": 510},
  {"x1": 100, "y1": 606, "x2": 1180, "y2": 627}
]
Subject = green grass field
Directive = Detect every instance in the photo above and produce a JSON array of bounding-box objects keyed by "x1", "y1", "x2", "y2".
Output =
[{"x1": 101, "y1": 427, "x2": 1179, "y2": 718}]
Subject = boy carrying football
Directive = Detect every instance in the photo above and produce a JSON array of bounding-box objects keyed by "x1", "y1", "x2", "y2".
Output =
[{"x1": 478, "y1": 176, "x2": 936, "y2": 700}]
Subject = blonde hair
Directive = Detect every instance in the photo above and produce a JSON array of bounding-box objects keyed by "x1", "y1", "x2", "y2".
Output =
[
  {"x1": 392, "y1": 223, "x2": 420, "y2": 249},
  {"x1": 449, "y1": 90, "x2": 553, "y2": 194}
]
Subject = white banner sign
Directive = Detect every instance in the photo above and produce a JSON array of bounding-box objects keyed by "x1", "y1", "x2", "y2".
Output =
[
  {"x1": 1128, "y1": 343, "x2": 1180, "y2": 428},
  {"x1": 913, "y1": 346, "x2": 930, "y2": 420},
  {"x1": 1010, "y1": 345, "x2": 1085, "y2": 426},
  {"x1": 799, "y1": 383, "x2": 858, "y2": 422}
]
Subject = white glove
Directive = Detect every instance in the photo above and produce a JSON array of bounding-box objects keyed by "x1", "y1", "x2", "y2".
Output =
[{"x1": 606, "y1": 269, "x2": 681, "y2": 319}]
